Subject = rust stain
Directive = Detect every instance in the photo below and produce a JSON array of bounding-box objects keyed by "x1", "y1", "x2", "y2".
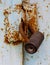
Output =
[
  {"x1": 0, "y1": 28, "x2": 4, "y2": 31},
  {"x1": 3, "y1": 4, "x2": 23, "y2": 45},
  {"x1": 3, "y1": 3, "x2": 38, "y2": 46},
  {"x1": 38, "y1": 15, "x2": 43, "y2": 20},
  {"x1": 39, "y1": 15, "x2": 42, "y2": 18}
]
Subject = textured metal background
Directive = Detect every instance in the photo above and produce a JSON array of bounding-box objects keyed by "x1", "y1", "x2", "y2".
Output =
[
  {"x1": 24, "y1": 0, "x2": 50, "y2": 65},
  {"x1": 0, "y1": 0, "x2": 50, "y2": 65},
  {"x1": 0, "y1": 0, "x2": 23, "y2": 65}
]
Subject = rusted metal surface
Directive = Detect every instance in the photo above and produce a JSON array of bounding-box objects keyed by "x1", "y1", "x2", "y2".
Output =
[
  {"x1": 24, "y1": 0, "x2": 50, "y2": 65},
  {"x1": 0, "y1": 0, "x2": 23, "y2": 65},
  {"x1": 0, "y1": 0, "x2": 50, "y2": 65}
]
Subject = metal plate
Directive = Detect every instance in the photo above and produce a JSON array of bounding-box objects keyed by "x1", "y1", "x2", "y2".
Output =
[
  {"x1": 24, "y1": 0, "x2": 50, "y2": 65},
  {"x1": 0, "y1": 0, "x2": 50, "y2": 65},
  {"x1": 0, "y1": 0, "x2": 23, "y2": 65}
]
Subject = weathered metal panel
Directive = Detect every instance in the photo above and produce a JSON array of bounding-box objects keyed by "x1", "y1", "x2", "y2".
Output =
[
  {"x1": 24, "y1": 0, "x2": 50, "y2": 65},
  {"x1": 0, "y1": 0, "x2": 23, "y2": 65}
]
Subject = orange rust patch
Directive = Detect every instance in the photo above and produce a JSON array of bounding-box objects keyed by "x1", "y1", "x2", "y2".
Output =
[{"x1": 4, "y1": 34, "x2": 9, "y2": 44}]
